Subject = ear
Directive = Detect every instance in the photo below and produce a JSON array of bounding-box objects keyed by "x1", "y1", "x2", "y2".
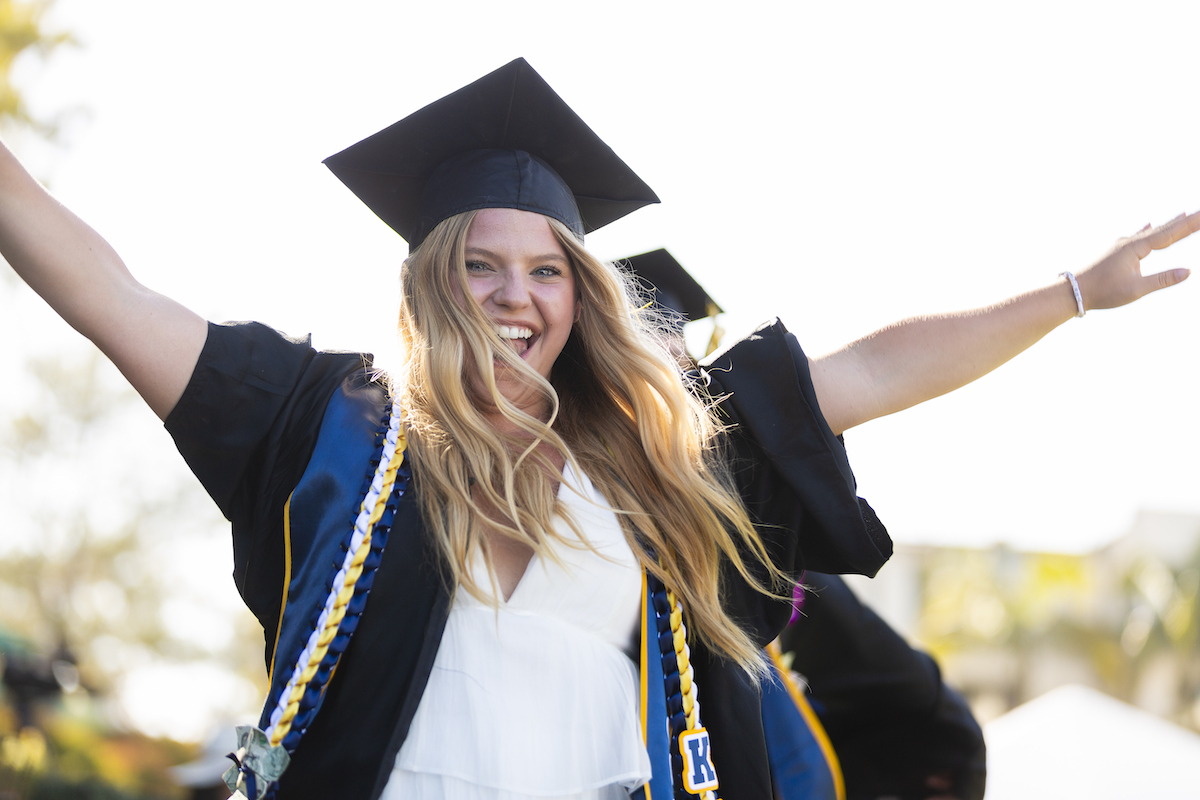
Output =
[{"x1": 573, "y1": 300, "x2": 582, "y2": 323}]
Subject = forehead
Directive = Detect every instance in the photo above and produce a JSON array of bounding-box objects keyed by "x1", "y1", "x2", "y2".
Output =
[{"x1": 465, "y1": 208, "x2": 567, "y2": 258}]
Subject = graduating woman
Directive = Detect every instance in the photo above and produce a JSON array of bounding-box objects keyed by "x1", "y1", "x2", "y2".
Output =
[{"x1": 2, "y1": 59, "x2": 1196, "y2": 800}]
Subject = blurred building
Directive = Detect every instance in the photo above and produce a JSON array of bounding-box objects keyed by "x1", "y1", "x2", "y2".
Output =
[{"x1": 843, "y1": 510, "x2": 1200, "y2": 730}]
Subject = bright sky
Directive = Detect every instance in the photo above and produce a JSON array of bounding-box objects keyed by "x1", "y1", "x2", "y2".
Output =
[
  {"x1": 32, "y1": 0, "x2": 1197, "y2": 553},
  {"x1": 5, "y1": 0, "x2": 1200, "y2": 737}
]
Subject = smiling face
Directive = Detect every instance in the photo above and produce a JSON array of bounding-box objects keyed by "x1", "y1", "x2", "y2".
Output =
[{"x1": 453, "y1": 207, "x2": 579, "y2": 416}]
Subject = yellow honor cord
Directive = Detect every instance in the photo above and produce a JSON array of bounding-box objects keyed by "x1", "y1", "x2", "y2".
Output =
[
  {"x1": 666, "y1": 588, "x2": 701, "y2": 732},
  {"x1": 665, "y1": 585, "x2": 718, "y2": 799}
]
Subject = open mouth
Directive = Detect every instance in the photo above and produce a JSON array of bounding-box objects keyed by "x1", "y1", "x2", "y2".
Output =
[{"x1": 495, "y1": 324, "x2": 535, "y2": 357}]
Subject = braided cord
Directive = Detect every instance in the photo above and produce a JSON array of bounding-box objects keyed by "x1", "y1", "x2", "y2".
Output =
[
  {"x1": 666, "y1": 589, "x2": 702, "y2": 732},
  {"x1": 265, "y1": 401, "x2": 406, "y2": 749},
  {"x1": 650, "y1": 572, "x2": 719, "y2": 800}
]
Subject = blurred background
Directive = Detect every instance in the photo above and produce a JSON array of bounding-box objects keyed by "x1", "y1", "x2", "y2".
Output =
[{"x1": 1, "y1": 0, "x2": 1198, "y2": 797}]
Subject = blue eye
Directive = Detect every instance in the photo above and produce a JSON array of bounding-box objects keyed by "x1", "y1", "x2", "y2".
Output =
[
  {"x1": 533, "y1": 266, "x2": 562, "y2": 277},
  {"x1": 465, "y1": 260, "x2": 491, "y2": 272}
]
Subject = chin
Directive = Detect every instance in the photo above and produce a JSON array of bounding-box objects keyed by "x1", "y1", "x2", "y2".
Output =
[
  {"x1": 465, "y1": 372, "x2": 552, "y2": 422},
  {"x1": 500, "y1": 388, "x2": 552, "y2": 421}
]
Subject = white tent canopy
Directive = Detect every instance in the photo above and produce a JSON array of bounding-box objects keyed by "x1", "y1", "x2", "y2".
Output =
[{"x1": 984, "y1": 684, "x2": 1200, "y2": 799}]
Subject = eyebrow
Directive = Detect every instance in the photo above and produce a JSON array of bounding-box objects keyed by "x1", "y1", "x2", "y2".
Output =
[{"x1": 465, "y1": 246, "x2": 568, "y2": 263}]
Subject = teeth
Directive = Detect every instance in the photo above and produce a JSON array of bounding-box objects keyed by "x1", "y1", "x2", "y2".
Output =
[{"x1": 495, "y1": 325, "x2": 533, "y2": 340}]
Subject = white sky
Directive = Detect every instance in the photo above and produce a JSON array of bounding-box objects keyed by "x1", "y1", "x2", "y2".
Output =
[{"x1": 11, "y1": 0, "x2": 1200, "y2": 559}]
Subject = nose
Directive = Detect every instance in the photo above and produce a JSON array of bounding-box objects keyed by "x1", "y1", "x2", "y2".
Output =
[{"x1": 490, "y1": 268, "x2": 531, "y2": 309}]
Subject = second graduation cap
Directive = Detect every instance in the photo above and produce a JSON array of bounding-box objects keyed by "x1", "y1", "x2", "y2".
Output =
[
  {"x1": 324, "y1": 58, "x2": 660, "y2": 250},
  {"x1": 623, "y1": 248, "x2": 723, "y2": 325}
]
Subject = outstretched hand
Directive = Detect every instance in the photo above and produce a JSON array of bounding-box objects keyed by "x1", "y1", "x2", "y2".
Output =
[
  {"x1": 1075, "y1": 210, "x2": 1200, "y2": 311},
  {"x1": 812, "y1": 208, "x2": 1200, "y2": 435}
]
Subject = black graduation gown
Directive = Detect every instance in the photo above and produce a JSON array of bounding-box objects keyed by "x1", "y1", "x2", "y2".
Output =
[{"x1": 165, "y1": 318, "x2": 892, "y2": 800}]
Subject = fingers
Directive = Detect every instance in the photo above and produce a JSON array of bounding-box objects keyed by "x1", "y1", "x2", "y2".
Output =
[{"x1": 1134, "y1": 209, "x2": 1200, "y2": 256}]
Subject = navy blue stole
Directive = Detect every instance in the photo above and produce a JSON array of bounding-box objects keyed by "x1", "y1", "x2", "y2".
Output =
[{"x1": 761, "y1": 644, "x2": 843, "y2": 800}]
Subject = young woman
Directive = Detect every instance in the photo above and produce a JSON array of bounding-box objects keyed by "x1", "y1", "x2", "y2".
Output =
[{"x1": 2, "y1": 59, "x2": 1196, "y2": 800}]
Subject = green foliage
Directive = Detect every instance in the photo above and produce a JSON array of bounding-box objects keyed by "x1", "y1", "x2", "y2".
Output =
[
  {"x1": 910, "y1": 534, "x2": 1200, "y2": 729},
  {"x1": 0, "y1": 0, "x2": 73, "y2": 135},
  {"x1": 28, "y1": 774, "x2": 148, "y2": 800},
  {"x1": 3, "y1": 771, "x2": 170, "y2": 800},
  {"x1": 0, "y1": 353, "x2": 159, "y2": 697},
  {"x1": 0, "y1": 712, "x2": 195, "y2": 799}
]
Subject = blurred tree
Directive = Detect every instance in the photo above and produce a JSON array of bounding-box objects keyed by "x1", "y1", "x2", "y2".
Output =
[
  {"x1": 1, "y1": 350, "x2": 262, "y2": 795},
  {"x1": 909, "y1": 535, "x2": 1200, "y2": 732},
  {"x1": 1, "y1": 349, "x2": 267, "y2": 710},
  {"x1": 0, "y1": 3, "x2": 251, "y2": 796},
  {"x1": 0, "y1": 0, "x2": 76, "y2": 302},
  {"x1": 0, "y1": 0, "x2": 73, "y2": 137}
]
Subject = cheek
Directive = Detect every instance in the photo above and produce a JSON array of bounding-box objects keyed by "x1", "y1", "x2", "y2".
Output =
[
  {"x1": 552, "y1": 289, "x2": 579, "y2": 330},
  {"x1": 449, "y1": 273, "x2": 485, "y2": 312}
]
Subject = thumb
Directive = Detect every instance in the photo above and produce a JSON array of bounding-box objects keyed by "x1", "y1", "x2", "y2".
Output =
[{"x1": 1143, "y1": 267, "x2": 1191, "y2": 296}]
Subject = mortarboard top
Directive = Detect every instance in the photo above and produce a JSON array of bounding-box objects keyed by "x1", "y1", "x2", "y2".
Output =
[
  {"x1": 623, "y1": 248, "x2": 723, "y2": 324},
  {"x1": 323, "y1": 58, "x2": 660, "y2": 250}
]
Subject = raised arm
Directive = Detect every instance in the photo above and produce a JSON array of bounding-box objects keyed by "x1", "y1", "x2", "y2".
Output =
[
  {"x1": 811, "y1": 211, "x2": 1200, "y2": 436},
  {"x1": 0, "y1": 140, "x2": 207, "y2": 419}
]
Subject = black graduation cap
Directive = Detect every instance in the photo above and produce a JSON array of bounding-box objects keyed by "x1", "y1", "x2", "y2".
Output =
[
  {"x1": 623, "y1": 248, "x2": 723, "y2": 325},
  {"x1": 324, "y1": 58, "x2": 660, "y2": 250}
]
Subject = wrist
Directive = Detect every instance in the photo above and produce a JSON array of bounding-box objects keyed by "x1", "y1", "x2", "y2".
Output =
[{"x1": 1059, "y1": 271, "x2": 1085, "y2": 318}]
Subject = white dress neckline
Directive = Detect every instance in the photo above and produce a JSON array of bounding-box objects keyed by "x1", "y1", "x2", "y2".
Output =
[{"x1": 384, "y1": 463, "x2": 651, "y2": 799}]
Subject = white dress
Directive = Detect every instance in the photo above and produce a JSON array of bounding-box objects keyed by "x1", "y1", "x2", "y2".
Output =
[{"x1": 383, "y1": 463, "x2": 653, "y2": 800}]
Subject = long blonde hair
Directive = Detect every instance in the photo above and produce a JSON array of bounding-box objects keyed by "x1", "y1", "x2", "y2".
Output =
[{"x1": 395, "y1": 210, "x2": 788, "y2": 672}]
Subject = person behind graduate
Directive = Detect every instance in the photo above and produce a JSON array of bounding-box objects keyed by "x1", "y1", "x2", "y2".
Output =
[
  {"x1": 1, "y1": 58, "x2": 1196, "y2": 800},
  {"x1": 773, "y1": 572, "x2": 987, "y2": 800}
]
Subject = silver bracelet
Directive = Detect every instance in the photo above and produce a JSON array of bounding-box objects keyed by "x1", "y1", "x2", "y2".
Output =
[{"x1": 1059, "y1": 271, "x2": 1085, "y2": 318}]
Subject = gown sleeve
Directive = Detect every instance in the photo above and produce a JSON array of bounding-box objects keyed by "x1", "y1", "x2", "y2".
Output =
[
  {"x1": 163, "y1": 320, "x2": 370, "y2": 634},
  {"x1": 692, "y1": 320, "x2": 897, "y2": 797},
  {"x1": 698, "y1": 319, "x2": 892, "y2": 642}
]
